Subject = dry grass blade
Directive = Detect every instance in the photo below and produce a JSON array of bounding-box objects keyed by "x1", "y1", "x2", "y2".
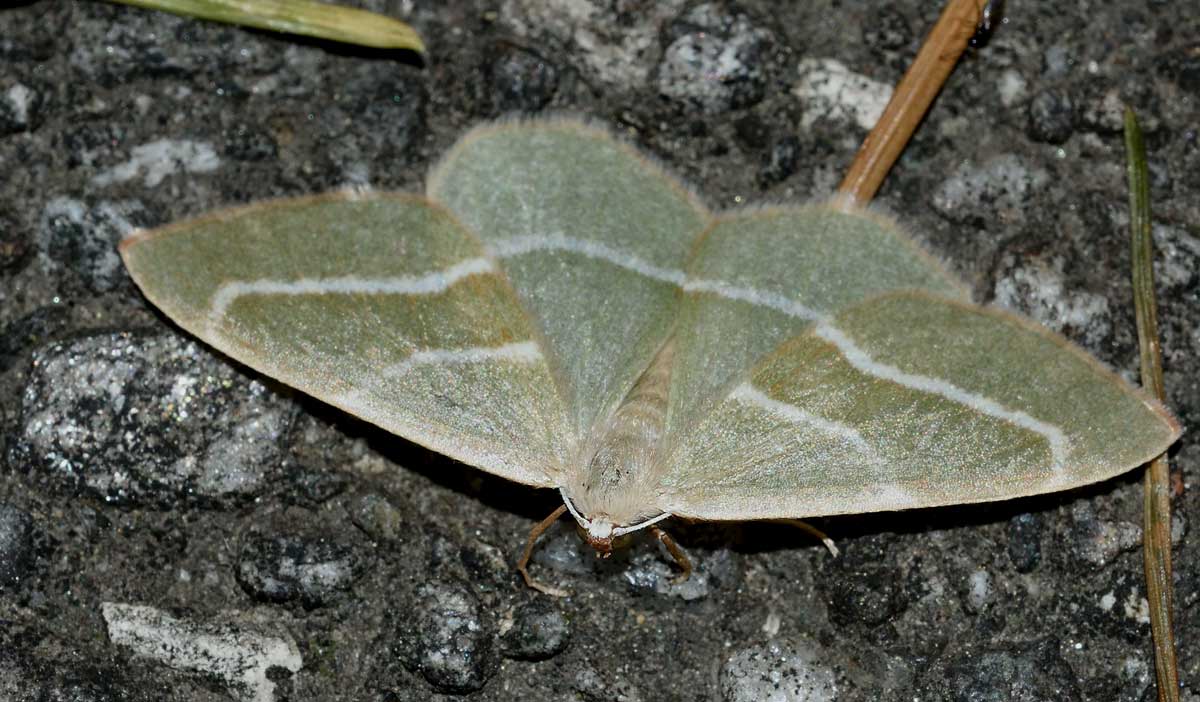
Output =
[
  {"x1": 1125, "y1": 106, "x2": 1180, "y2": 702},
  {"x1": 836, "y1": 0, "x2": 984, "y2": 207},
  {"x1": 110, "y1": 0, "x2": 425, "y2": 52}
]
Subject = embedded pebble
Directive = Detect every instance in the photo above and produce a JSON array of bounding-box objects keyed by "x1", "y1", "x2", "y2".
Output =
[
  {"x1": 102, "y1": 602, "x2": 302, "y2": 702},
  {"x1": 0, "y1": 305, "x2": 69, "y2": 372},
  {"x1": 992, "y1": 257, "x2": 1112, "y2": 348},
  {"x1": 861, "y1": 6, "x2": 911, "y2": 51},
  {"x1": 38, "y1": 197, "x2": 151, "y2": 293},
  {"x1": 997, "y1": 69, "x2": 1029, "y2": 108},
  {"x1": 501, "y1": 0, "x2": 686, "y2": 88},
  {"x1": 935, "y1": 638, "x2": 1081, "y2": 701},
  {"x1": 719, "y1": 638, "x2": 839, "y2": 702},
  {"x1": 655, "y1": 4, "x2": 771, "y2": 113},
  {"x1": 1158, "y1": 43, "x2": 1200, "y2": 94},
  {"x1": 794, "y1": 58, "x2": 893, "y2": 130},
  {"x1": 0, "y1": 207, "x2": 28, "y2": 272},
  {"x1": 0, "y1": 505, "x2": 34, "y2": 586},
  {"x1": 1026, "y1": 89, "x2": 1074, "y2": 144},
  {"x1": 347, "y1": 492, "x2": 407, "y2": 543},
  {"x1": 236, "y1": 532, "x2": 364, "y2": 607},
  {"x1": 90, "y1": 138, "x2": 220, "y2": 188},
  {"x1": 223, "y1": 123, "x2": 279, "y2": 162},
  {"x1": 485, "y1": 43, "x2": 559, "y2": 114},
  {"x1": 623, "y1": 550, "x2": 709, "y2": 600},
  {"x1": 964, "y1": 569, "x2": 994, "y2": 614},
  {"x1": 1151, "y1": 223, "x2": 1200, "y2": 290},
  {"x1": 573, "y1": 666, "x2": 644, "y2": 702},
  {"x1": 759, "y1": 135, "x2": 801, "y2": 187},
  {"x1": 1070, "y1": 503, "x2": 1141, "y2": 568},
  {"x1": 397, "y1": 579, "x2": 498, "y2": 693},
  {"x1": 532, "y1": 528, "x2": 592, "y2": 576},
  {"x1": 820, "y1": 554, "x2": 903, "y2": 626},
  {"x1": 501, "y1": 599, "x2": 571, "y2": 660},
  {"x1": 1006, "y1": 512, "x2": 1043, "y2": 573},
  {"x1": 11, "y1": 332, "x2": 295, "y2": 507},
  {"x1": 0, "y1": 81, "x2": 42, "y2": 134},
  {"x1": 929, "y1": 154, "x2": 1049, "y2": 225}
]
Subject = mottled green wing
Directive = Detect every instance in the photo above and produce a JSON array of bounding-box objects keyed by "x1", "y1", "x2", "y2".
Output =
[
  {"x1": 658, "y1": 291, "x2": 1180, "y2": 520},
  {"x1": 120, "y1": 193, "x2": 573, "y2": 487},
  {"x1": 428, "y1": 120, "x2": 711, "y2": 440},
  {"x1": 667, "y1": 205, "x2": 968, "y2": 442}
]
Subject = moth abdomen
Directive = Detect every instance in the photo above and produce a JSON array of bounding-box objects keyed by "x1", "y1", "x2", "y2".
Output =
[{"x1": 573, "y1": 336, "x2": 676, "y2": 524}]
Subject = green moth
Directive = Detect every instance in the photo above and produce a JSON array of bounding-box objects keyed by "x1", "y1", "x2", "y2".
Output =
[{"x1": 120, "y1": 119, "x2": 1180, "y2": 591}]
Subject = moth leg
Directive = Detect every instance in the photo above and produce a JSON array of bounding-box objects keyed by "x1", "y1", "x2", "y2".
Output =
[
  {"x1": 649, "y1": 526, "x2": 693, "y2": 584},
  {"x1": 517, "y1": 504, "x2": 570, "y2": 597},
  {"x1": 773, "y1": 518, "x2": 840, "y2": 557}
]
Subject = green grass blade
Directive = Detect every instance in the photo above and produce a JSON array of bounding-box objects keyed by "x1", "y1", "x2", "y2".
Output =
[
  {"x1": 1125, "y1": 105, "x2": 1179, "y2": 702},
  {"x1": 110, "y1": 0, "x2": 425, "y2": 52}
]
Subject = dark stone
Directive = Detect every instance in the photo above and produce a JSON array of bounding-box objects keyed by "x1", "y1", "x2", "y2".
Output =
[
  {"x1": 1006, "y1": 512, "x2": 1043, "y2": 573},
  {"x1": 0, "y1": 505, "x2": 34, "y2": 586},
  {"x1": 284, "y1": 464, "x2": 348, "y2": 506},
  {"x1": 501, "y1": 599, "x2": 571, "y2": 660},
  {"x1": 397, "y1": 579, "x2": 498, "y2": 693},
  {"x1": 733, "y1": 113, "x2": 770, "y2": 150},
  {"x1": 0, "y1": 305, "x2": 69, "y2": 373},
  {"x1": 485, "y1": 43, "x2": 559, "y2": 114},
  {"x1": 820, "y1": 539, "x2": 905, "y2": 626},
  {"x1": 9, "y1": 331, "x2": 296, "y2": 508},
  {"x1": 236, "y1": 531, "x2": 364, "y2": 607},
  {"x1": 223, "y1": 123, "x2": 279, "y2": 161},
  {"x1": 1155, "y1": 42, "x2": 1200, "y2": 95},
  {"x1": 1026, "y1": 89, "x2": 1074, "y2": 144},
  {"x1": 758, "y1": 135, "x2": 802, "y2": 187},
  {"x1": 0, "y1": 207, "x2": 30, "y2": 273},
  {"x1": 37, "y1": 198, "x2": 154, "y2": 293},
  {"x1": 862, "y1": 6, "x2": 913, "y2": 51},
  {"x1": 933, "y1": 638, "x2": 1081, "y2": 702}
]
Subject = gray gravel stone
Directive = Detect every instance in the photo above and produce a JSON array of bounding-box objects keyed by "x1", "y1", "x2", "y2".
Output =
[
  {"x1": 501, "y1": 599, "x2": 571, "y2": 660},
  {"x1": 236, "y1": 531, "x2": 365, "y2": 607},
  {"x1": 397, "y1": 579, "x2": 498, "y2": 693},
  {"x1": 655, "y1": 4, "x2": 772, "y2": 113},
  {"x1": 10, "y1": 331, "x2": 295, "y2": 507},
  {"x1": 719, "y1": 638, "x2": 839, "y2": 702},
  {"x1": 0, "y1": 504, "x2": 34, "y2": 587},
  {"x1": 929, "y1": 154, "x2": 1050, "y2": 225}
]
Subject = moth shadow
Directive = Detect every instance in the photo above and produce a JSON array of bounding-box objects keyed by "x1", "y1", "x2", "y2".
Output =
[
  {"x1": 297, "y1": 395, "x2": 562, "y2": 522},
  {"x1": 673, "y1": 472, "x2": 1142, "y2": 557}
]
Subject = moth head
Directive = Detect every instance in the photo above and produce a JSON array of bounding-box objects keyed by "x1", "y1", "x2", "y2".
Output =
[{"x1": 583, "y1": 519, "x2": 616, "y2": 555}]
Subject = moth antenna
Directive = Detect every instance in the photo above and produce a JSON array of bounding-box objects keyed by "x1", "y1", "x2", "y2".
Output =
[
  {"x1": 649, "y1": 525, "x2": 693, "y2": 585},
  {"x1": 517, "y1": 505, "x2": 570, "y2": 597},
  {"x1": 773, "y1": 518, "x2": 840, "y2": 558}
]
